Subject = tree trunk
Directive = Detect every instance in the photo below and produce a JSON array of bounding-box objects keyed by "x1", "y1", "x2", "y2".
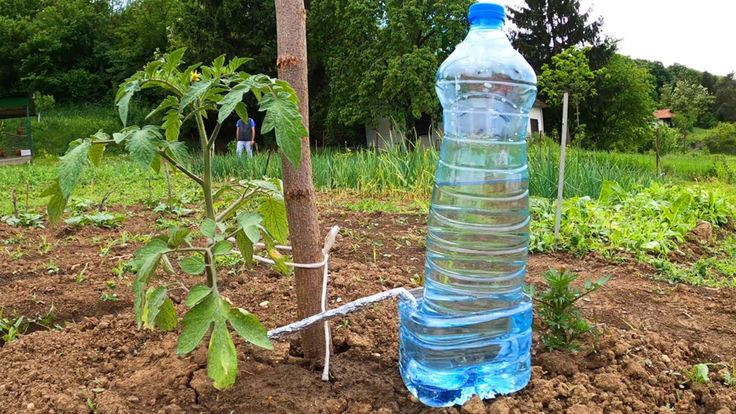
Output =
[{"x1": 274, "y1": 0, "x2": 326, "y2": 363}]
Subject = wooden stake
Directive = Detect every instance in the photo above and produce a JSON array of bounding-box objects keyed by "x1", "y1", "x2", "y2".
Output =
[{"x1": 554, "y1": 92, "x2": 570, "y2": 243}]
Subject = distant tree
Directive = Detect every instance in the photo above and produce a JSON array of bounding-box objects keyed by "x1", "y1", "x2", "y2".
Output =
[
  {"x1": 634, "y1": 59, "x2": 672, "y2": 99},
  {"x1": 170, "y1": 0, "x2": 277, "y2": 78},
  {"x1": 660, "y1": 80, "x2": 715, "y2": 131},
  {"x1": 666, "y1": 63, "x2": 702, "y2": 85},
  {"x1": 509, "y1": 0, "x2": 603, "y2": 71},
  {"x1": 714, "y1": 73, "x2": 736, "y2": 122},
  {"x1": 584, "y1": 54, "x2": 656, "y2": 151},
  {"x1": 107, "y1": 0, "x2": 181, "y2": 89},
  {"x1": 309, "y1": 0, "x2": 472, "y2": 137},
  {"x1": 4, "y1": 0, "x2": 114, "y2": 101},
  {"x1": 538, "y1": 46, "x2": 603, "y2": 132}
]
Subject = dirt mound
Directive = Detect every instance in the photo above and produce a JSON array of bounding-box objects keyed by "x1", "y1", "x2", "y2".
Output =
[{"x1": 1, "y1": 205, "x2": 735, "y2": 413}]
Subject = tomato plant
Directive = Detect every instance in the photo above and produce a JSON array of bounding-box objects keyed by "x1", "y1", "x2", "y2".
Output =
[{"x1": 44, "y1": 50, "x2": 308, "y2": 389}]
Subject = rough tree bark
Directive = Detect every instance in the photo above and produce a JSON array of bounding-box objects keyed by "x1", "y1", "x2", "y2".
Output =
[{"x1": 274, "y1": 0, "x2": 326, "y2": 363}]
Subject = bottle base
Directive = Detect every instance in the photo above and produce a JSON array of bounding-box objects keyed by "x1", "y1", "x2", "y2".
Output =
[{"x1": 398, "y1": 293, "x2": 532, "y2": 407}]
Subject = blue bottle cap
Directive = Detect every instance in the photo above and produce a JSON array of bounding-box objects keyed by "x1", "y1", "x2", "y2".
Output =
[{"x1": 468, "y1": 2, "x2": 506, "y2": 26}]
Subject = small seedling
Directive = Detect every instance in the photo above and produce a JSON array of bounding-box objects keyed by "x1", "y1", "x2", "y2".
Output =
[
  {"x1": 38, "y1": 235, "x2": 54, "y2": 255},
  {"x1": 74, "y1": 264, "x2": 89, "y2": 284},
  {"x1": 0, "y1": 310, "x2": 28, "y2": 343},
  {"x1": 106, "y1": 280, "x2": 117, "y2": 289},
  {"x1": 99, "y1": 293, "x2": 120, "y2": 302},
  {"x1": 530, "y1": 268, "x2": 610, "y2": 351},
  {"x1": 683, "y1": 363, "x2": 710, "y2": 384},
  {"x1": 46, "y1": 260, "x2": 60, "y2": 275}
]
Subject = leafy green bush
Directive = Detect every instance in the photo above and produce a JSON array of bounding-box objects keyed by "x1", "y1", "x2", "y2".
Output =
[
  {"x1": 702, "y1": 123, "x2": 736, "y2": 155},
  {"x1": 530, "y1": 182, "x2": 735, "y2": 256},
  {"x1": 530, "y1": 269, "x2": 609, "y2": 351},
  {"x1": 1, "y1": 212, "x2": 45, "y2": 228},
  {"x1": 64, "y1": 212, "x2": 124, "y2": 229}
]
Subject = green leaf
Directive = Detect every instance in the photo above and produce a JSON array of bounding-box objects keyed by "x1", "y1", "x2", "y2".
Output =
[
  {"x1": 126, "y1": 126, "x2": 163, "y2": 169},
  {"x1": 181, "y1": 80, "x2": 214, "y2": 109},
  {"x1": 143, "y1": 286, "x2": 169, "y2": 328},
  {"x1": 263, "y1": 233, "x2": 290, "y2": 276},
  {"x1": 179, "y1": 254, "x2": 205, "y2": 275},
  {"x1": 228, "y1": 57, "x2": 252, "y2": 73},
  {"x1": 201, "y1": 218, "x2": 216, "y2": 239},
  {"x1": 236, "y1": 212, "x2": 262, "y2": 243},
  {"x1": 162, "y1": 47, "x2": 186, "y2": 73},
  {"x1": 88, "y1": 142, "x2": 105, "y2": 167},
  {"x1": 154, "y1": 298, "x2": 178, "y2": 331},
  {"x1": 260, "y1": 91, "x2": 306, "y2": 168},
  {"x1": 116, "y1": 79, "x2": 141, "y2": 127},
  {"x1": 228, "y1": 308, "x2": 272, "y2": 350},
  {"x1": 177, "y1": 292, "x2": 218, "y2": 355},
  {"x1": 146, "y1": 96, "x2": 178, "y2": 120},
  {"x1": 208, "y1": 319, "x2": 238, "y2": 390},
  {"x1": 212, "y1": 240, "x2": 233, "y2": 256},
  {"x1": 234, "y1": 230, "x2": 254, "y2": 265},
  {"x1": 167, "y1": 227, "x2": 191, "y2": 248},
  {"x1": 185, "y1": 285, "x2": 212, "y2": 308},
  {"x1": 132, "y1": 239, "x2": 170, "y2": 326},
  {"x1": 45, "y1": 182, "x2": 68, "y2": 224},
  {"x1": 58, "y1": 139, "x2": 92, "y2": 198},
  {"x1": 234, "y1": 102, "x2": 249, "y2": 121},
  {"x1": 218, "y1": 83, "x2": 251, "y2": 124},
  {"x1": 259, "y1": 198, "x2": 288, "y2": 244},
  {"x1": 162, "y1": 109, "x2": 182, "y2": 142}
]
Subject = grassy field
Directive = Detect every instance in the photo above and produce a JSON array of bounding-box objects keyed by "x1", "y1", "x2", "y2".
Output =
[
  {"x1": 189, "y1": 142, "x2": 736, "y2": 199},
  {"x1": 1, "y1": 143, "x2": 735, "y2": 216}
]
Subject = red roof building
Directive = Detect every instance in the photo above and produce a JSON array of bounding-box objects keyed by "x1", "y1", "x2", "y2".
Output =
[{"x1": 654, "y1": 109, "x2": 674, "y2": 126}]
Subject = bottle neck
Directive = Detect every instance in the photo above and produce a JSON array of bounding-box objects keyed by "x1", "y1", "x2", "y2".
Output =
[{"x1": 469, "y1": 20, "x2": 504, "y2": 31}]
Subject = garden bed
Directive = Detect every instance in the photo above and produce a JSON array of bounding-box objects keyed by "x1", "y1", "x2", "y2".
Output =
[{"x1": 0, "y1": 203, "x2": 735, "y2": 413}]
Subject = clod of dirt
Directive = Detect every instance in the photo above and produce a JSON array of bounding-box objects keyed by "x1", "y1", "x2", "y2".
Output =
[
  {"x1": 566, "y1": 404, "x2": 602, "y2": 414},
  {"x1": 322, "y1": 398, "x2": 348, "y2": 414},
  {"x1": 345, "y1": 402, "x2": 373, "y2": 414},
  {"x1": 487, "y1": 399, "x2": 511, "y2": 414},
  {"x1": 691, "y1": 220, "x2": 714, "y2": 242},
  {"x1": 536, "y1": 352, "x2": 580, "y2": 377},
  {"x1": 460, "y1": 395, "x2": 486, "y2": 414},
  {"x1": 594, "y1": 373, "x2": 626, "y2": 393}
]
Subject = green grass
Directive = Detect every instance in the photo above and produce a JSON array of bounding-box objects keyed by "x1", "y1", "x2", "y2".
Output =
[
  {"x1": 4, "y1": 102, "x2": 154, "y2": 157},
  {"x1": 0, "y1": 156, "x2": 196, "y2": 214},
  {"x1": 189, "y1": 142, "x2": 736, "y2": 199}
]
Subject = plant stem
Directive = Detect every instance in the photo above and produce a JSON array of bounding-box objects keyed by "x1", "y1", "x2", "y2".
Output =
[
  {"x1": 159, "y1": 151, "x2": 204, "y2": 186},
  {"x1": 195, "y1": 110, "x2": 217, "y2": 289}
]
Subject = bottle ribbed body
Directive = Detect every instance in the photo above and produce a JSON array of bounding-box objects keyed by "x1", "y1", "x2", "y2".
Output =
[{"x1": 398, "y1": 10, "x2": 537, "y2": 407}]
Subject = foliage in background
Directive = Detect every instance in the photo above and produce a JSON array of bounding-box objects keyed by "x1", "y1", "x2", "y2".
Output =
[
  {"x1": 309, "y1": 0, "x2": 472, "y2": 134},
  {"x1": 509, "y1": 0, "x2": 603, "y2": 72},
  {"x1": 531, "y1": 182, "x2": 734, "y2": 257},
  {"x1": 538, "y1": 46, "x2": 603, "y2": 133},
  {"x1": 530, "y1": 269, "x2": 609, "y2": 351},
  {"x1": 43, "y1": 51, "x2": 310, "y2": 390},
  {"x1": 583, "y1": 54, "x2": 656, "y2": 151},
  {"x1": 661, "y1": 80, "x2": 716, "y2": 132}
]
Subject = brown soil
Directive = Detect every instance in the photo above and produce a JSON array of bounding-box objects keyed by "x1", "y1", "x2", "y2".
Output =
[{"x1": 1, "y1": 201, "x2": 735, "y2": 414}]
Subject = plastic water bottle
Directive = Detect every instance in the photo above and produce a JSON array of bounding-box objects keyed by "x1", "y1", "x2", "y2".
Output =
[{"x1": 398, "y1": 1, "x2": 537, "y2": 407}]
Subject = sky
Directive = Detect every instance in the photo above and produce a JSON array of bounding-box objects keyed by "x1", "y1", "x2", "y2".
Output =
[{"x1": 502, "y1": 0, "x2": 736, "y2": 76}]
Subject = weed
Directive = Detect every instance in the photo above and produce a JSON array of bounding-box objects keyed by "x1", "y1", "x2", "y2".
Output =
[
  {"x1": 1, "y1": 212, "x2": 45, "y2": 228},
  {"x1": 65, "y1": 212, "x2": 124, "y2": 229},
  {"x1": 530, "y1": 269, "x2": 610, "y2": 351},
  {"x1": 46, "y1": 260, "x2": 60, "y2": 275},
  {"x1": 99, "y1": 293, "x2": 120, "y2": 302},
  {"x1": 38, "y1": 235, "x2": 54, "y2": 255},
  {"x1": 683, "y1": 363, "x2": 710, "y2": 384},
  {"x1": 0, "y1": 309, "x2": 28, "y2": 344}
]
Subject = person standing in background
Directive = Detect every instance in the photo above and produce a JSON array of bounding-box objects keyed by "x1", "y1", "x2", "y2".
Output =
[{"x1": 236, "y1": 117, "x2": 256, "y2": 157}]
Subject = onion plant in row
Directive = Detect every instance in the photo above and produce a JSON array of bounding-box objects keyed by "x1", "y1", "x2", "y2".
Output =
[{"x1": 43, "y1": 50, "x2": 308, "y2": 389}]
